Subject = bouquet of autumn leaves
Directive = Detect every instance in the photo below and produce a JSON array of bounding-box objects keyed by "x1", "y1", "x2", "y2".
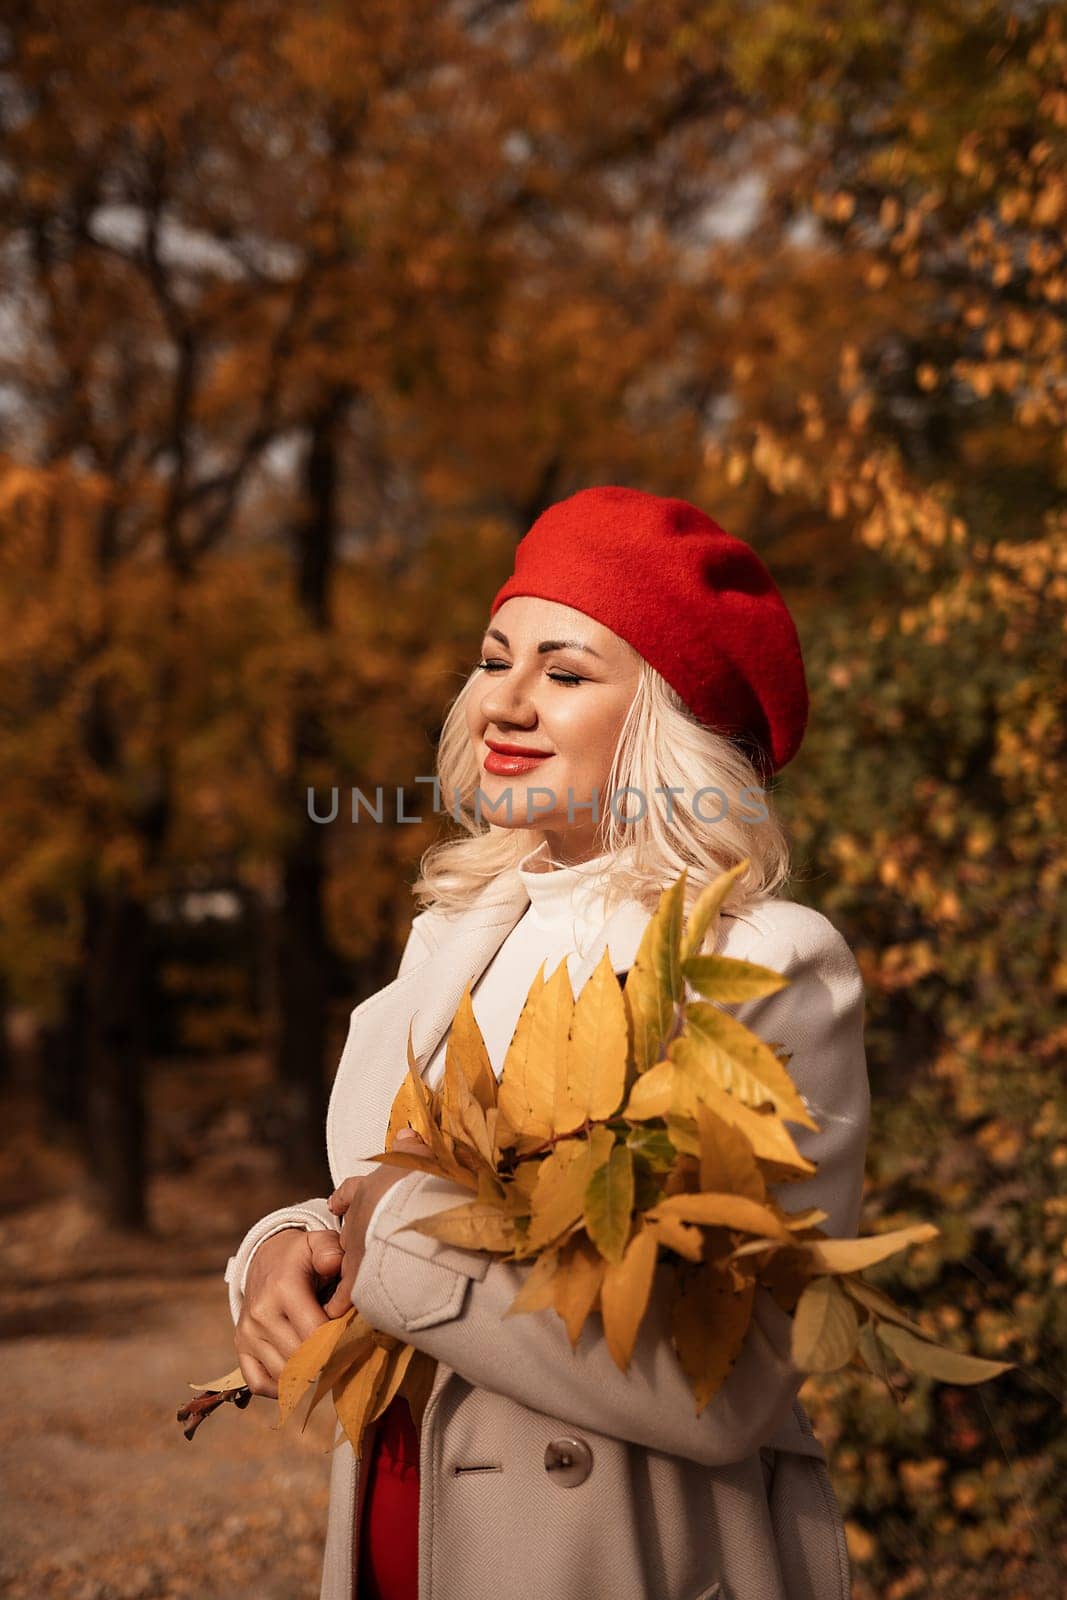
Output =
[{"x1": 183, "y1": 859, "x2": 1012, "y2": 1455}]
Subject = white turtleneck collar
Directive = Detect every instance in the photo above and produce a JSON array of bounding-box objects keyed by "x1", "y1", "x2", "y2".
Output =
[
  {"x1": 515, "y1": 838, "x2": 632, "y2": 938},
  {"x1": 415, "y1": 836, "x2": 647, "y2": 1095}
]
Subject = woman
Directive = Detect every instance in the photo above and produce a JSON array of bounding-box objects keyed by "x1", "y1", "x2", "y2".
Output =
[{"x1": 225, "y1": 485, "x2": 870, "y2": 1600}]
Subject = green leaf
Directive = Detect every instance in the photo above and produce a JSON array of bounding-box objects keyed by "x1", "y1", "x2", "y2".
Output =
[
  {"x1": 584, "y1": 1140, "x2": 635, "y2": 1265},
  {"x1": 625, "y1": 1125, "x2": 677, "y2": 1171},
  {"x1": 624, "y1": 871, "x2": 687, "y2": 1072},
  {"x1": 682, "y1": 953, "x2": 790, "y2": 1004}
]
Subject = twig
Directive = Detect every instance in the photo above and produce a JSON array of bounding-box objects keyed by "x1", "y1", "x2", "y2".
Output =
[{"x1": 176, "y1": 1383, "x2": 252, "y2": 1441}]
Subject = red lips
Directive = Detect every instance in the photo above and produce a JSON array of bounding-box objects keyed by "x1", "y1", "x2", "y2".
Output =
[
  {"x1": 485, "y1": 739, "x2": 554, "y2": 757},
  {"x1": 483, "y1": 737, "x2": 554, "y2": 777}
]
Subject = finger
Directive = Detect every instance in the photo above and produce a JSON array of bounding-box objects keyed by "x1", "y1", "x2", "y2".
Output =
[
  {"x1": 278, "y1": 1250, "x2": 348, "y2": 1344},
  {"x1": 236, "y1": 1347, "x2": 278, "y2": 1400},
  {"x1": 308, "y1": 1230, "x2": 345, "y2": 1279},
  {"x1": 321, "y1": 1287, "x2": 345, "y2": 1319},
  {"x1": 322, "y1": 1260, "x2": 358, "y2": 1320},
  {"x1": 328, "y1": 1177, "x2": 362, "y2": 1216},
  {"x1": 249, "y1": 1297, "x2": 324, "y2": 1369}
]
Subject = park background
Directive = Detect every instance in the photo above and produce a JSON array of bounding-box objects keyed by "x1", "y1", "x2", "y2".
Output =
[{"x1": 0, "y1": 2, "x2": 1063, "y2": 1596}]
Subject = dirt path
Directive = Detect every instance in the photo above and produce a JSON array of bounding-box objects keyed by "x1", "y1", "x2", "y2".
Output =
[
  {"x1": 0, "y1": 1080, "x2": 345, "y2": 1600},
  {"x1": 2, "y1": 1267, "x2": 337, "y2": 1599}
]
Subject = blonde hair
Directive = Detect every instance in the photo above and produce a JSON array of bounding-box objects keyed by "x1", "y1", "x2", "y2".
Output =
[{"x1": 411, "y1": 654, "x2": 796, "y2": 950}]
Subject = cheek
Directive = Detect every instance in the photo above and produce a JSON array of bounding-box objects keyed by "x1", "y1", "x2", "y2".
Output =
[
  {"x1": 466, "y1": 688, "x2": 486, "y2": 737},
  {"x1": 554, "y1": 697, "x2": 623, "y2": 770}
]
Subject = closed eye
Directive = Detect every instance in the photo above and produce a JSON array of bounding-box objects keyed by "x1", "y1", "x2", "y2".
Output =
[{"x1": 476, "y1": 659, "x2": 584, "y2": 686}]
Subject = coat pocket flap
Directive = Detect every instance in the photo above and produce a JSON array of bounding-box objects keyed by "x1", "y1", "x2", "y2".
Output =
[{"x1": 375, "y1": 1173, "x2": 494, "y2": 1282}]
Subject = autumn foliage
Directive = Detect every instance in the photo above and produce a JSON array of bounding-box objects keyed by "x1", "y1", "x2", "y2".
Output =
[
  {"x1": 3, "y1": 0, "x2": 1064, "y2": 1593},
  {"x1": 189, "y1": 863, "x2": 1011, "y2": 1468}
]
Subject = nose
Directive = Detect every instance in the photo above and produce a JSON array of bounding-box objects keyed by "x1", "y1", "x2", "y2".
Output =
[{"x1": 478, "y1": 667, "x2": 538, "y2": 728}]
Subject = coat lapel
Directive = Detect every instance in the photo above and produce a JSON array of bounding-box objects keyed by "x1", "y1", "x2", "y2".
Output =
[
  {"x1": 410, "y1": 889, "x2": 656, "y2": 1068},
  {"x1": 407, "y1": 881, "x2": 530, "y2": 1069},
  {"x1": 327, "y1": 876, "x2": 658, "y2": 1182}
]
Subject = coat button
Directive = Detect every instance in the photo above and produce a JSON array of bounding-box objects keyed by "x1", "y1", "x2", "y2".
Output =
[{"x1": 544, "y1": 1435, "x2": 593, "y2": 1487}]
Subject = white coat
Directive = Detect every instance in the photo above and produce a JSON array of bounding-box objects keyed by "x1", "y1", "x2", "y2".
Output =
[{"x1": 226, "y1": 869, "x2": 870, "y2": 1600}]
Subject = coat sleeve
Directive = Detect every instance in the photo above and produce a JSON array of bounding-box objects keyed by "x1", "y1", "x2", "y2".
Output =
[
  {"x1": 350, "y1": 910, "x2": 870, "y2": 1467},
  {"x1": 223, "y1": 911, "x2": 441, "y2": 1327}
]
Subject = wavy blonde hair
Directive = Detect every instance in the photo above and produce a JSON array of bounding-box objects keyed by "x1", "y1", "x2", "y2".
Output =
[{"x1": 410, "y1": 653, "x2": 796, "y2": 951}]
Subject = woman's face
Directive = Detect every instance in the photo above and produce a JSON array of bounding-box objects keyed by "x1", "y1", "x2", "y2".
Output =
[{"x1": 466, "y1": 596, "x2": 641, "y2": 866}]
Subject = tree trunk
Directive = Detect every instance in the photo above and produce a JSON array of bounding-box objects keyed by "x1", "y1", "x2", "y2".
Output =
[
  {"x1": 38, "y1": 967, "x2": 90, "y2": 1129},
  {"x1": 274, "y1": 387, "x2": 352, "y2": 1189},
  {"x1": 83, "y1": 878, "x2": 150, "y2": 1229}
]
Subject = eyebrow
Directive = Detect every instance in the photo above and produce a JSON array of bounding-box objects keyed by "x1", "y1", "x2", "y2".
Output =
[{"x1": 482, "y1": 627, "x2": 604, "y2": 660}]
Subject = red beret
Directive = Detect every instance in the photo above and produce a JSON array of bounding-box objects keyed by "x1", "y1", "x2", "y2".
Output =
[{"x1": 489, "y1": 485, "x2": 809, "y2": 777}]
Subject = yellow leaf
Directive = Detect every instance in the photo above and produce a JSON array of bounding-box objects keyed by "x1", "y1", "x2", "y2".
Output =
[
  {"x1": 792, "y1": 1276, "x2": 860, "y2": 1372},
  {"x1": 552, "y1": 1233, "x2": 607, "y2": 1348},
  {"x1": 875, "y1": 1323, "x2": 1015, "y2": 1384},
  {"x1": 556, "y1": 947, "x2": 629, "y2": 1134},
  {"x1": 476, "y1": 1166, "x2": 508, "y2": 1206},
  {"x1": 682, "y1": 953, "x2": 790, "y2": 1004},
  {"x1": 497, "y1": 960, "x2": 555, "y2": 1147},
  {"x1": 303, "y1": 1312, "x2": 378, "y2": 1429},
  {"x1": 363, "y1": 1149, "x2": 470, "y2": 1184},
  {"x1": 694, "y1": 1101, "x2": 766, "y2": 1201},
  {"x1": 188, "y1": 1364, "x2": 248, "y2": 1393},
  {"x1": 624, "y1": 871, "x2": 687, "y2": 1072},
  {"x1": 368, "y1": 1341, "x2": 417, "y2": 1424},
  {"x1": 503, "y1": 1248, "x2": 560, "y2": 1317},
  {"x1": 680, "y1": 860, "x2": 749, "y2": 961},
  {"x1": 525, "y1": 957, "x2": 575, "y2": 1142},
  {"x1": 584, "y1": 1140, "x2": 635, "y2": 1264},
  {"x1": 600, "y1": 1218, "x2": 659, "y2": 1371},
  {"x1": 805, "y1": 1224, "x2": 939, "y2": 1274},
  {"x1": 386, "y1": 1072, "x2": 421, "y2": 1150},
  {"x1": 647, "y1": 1210, "x2": 704, "y2": 1262},
  {"x1": 439, "y1": 1079, "x2": 468, "y2": 1151},
  {"x1": 518, "y1": 1139, "x2": 579, "y2": 1248},
  {"x1": 856, "y1": 1319, "x2": 893, "y2": 1384},
  {"x1": 402, "y1": 1030, "x2": 451, "y2": 1158},
  {"x1": 398, "y1": 1027, "x2": 475, "y2": 1188},
  {"x1": 668, "y1": 1083, "x2": 815, "y2": 1177},
  {"x1": 402, "y1": 1022, "x2": 438, "y2": 1145},
  {"x1": 333, "y1": 1342, "x2": 393, "y2": 1459},
  {"x1": 726, "y1": 1211, "x2": 828, "y2": 1263},
  {"x1": 782, "y1": 1207, "x2": 829, "y2": 1230},
  {"x1": 671, "y1": 1263, "x2": 756, "y2": 1412},
  {"x1": 277, "y1": 1306, "x2": 357, "y2": 1427},
  {"x1": 399, "y1": 1349, "x2": 439, "y2": 1434},
  {"x1": 443, "y1": 984, "x2": 498, "y2": 1112},
  {"x1": 524, "y1": 1129, "x2": 612, "y2": 1255},
  {"x1": 508, "y1": 1157, "x2": 541, "y2": 1205},
  {"x1": 621, "y1": 1058, "x2": 674, "y2": 1119},
  {"x1": 840, "y1": 1275, "x2": 931, "y2": 1338},
  {"x1": 650, "y1": 1191, "x2": 794, "y2": 1242},
  {"x1": 663, "y1": 1111, "x2": 701, "y2": 1156},
  {"x1": 401, "y1": 1198, "x2": 519, "y2": 1251},
  {"x1": 668, "y1": 1004, "x2": 819, "y2": 1130},
  {"x1": 443, "y1": 1036, "x2": 496, "y2": 1170},
  {"x1": 485, "y1": 1104, "x2": 501, "y2": 1160}
]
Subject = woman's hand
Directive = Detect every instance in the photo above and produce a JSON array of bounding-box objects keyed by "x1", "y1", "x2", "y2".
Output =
[
  {"x1": 320, "y1": 1130, "x2": 432, "y2": 1319},
  {"x1": 235, "y1": 1226, "x2": 347, "y2": 1399}
]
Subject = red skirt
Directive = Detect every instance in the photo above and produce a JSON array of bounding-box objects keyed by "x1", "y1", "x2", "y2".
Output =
[{"x1": 357, "y1": 1395, "x2": 420, "y2": 1600}]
